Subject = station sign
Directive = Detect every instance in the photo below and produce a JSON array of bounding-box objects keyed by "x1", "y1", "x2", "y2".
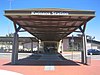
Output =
[{"x1": 31, "y1": 11, "x2": 69, "y2": 15}]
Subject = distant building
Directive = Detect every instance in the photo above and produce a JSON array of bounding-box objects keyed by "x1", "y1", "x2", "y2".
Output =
[
  {"x1": 0, "y1": 36, "x2": 100, "y2": 53},
  {"x1": 87, "y1": 39, "x2": 100, "y2": 50},
  {"x1": 0, "y1": 37, "x2": 38, "y2": 53},
  {"x1": 63, "y1": 37, "x2": 100, "y2": 52}
]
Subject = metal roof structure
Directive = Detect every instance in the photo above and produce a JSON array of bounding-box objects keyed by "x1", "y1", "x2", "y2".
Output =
[{"x1": 5, "y1": 8, "x2": 95, "y2": 41}]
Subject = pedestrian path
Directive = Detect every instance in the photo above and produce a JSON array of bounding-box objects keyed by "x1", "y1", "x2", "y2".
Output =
[
  {"x1": 0, "y1": 70, "x2": 23, "y2": 75},
  {"x1": 38, "y1": 54, "x2": 62, "y2": 61}
]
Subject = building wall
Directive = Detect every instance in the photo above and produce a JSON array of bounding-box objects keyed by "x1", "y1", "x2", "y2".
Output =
[
  {"x1": 0, "y1": 37, "x2": 100, "y2": 53},
  {"x1": 86, "y1": 43, "x2": 100, "y2": 50},
  {"x1": 0, "y1": 41, "x2": 38, "y2": 52},
  {"x1": 62, "y1": 38, "x2": 83, "y2": 51},
  {"x1": 23, "y1": 42, "x2": 38, "y2": 51},
  {"x1": 63, "y1": 39, "x2": 69, "y2": 51},
  {"x1": 86, "y1": 43, "x2": 91, "y2": 50},
  {"x1": 62, "y1": 38, "x2": 100, "y2": 51}
]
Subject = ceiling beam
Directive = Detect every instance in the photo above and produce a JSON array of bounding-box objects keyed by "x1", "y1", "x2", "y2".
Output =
[
  {"x1": 13, "y1": 18, "x2": 86, "y2": 21},
  {"x1": 31, "y1": 32, "x2": 69, "y2": 34},
  {"x1": 28, "y1": 29, "x2": 73, "y2": 32},
  {"x1": 20, "y1": 25, "x2": 78, "y2": 28}
]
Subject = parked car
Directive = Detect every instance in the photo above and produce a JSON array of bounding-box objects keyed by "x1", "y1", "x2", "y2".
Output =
[{"x1": 87, "y1": 49, "x2": 100, "y2": 55}]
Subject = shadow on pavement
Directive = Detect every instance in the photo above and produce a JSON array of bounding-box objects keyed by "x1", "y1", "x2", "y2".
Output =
[{"x1": 4, "y1": 53, "x2": 80, "y2": 66}]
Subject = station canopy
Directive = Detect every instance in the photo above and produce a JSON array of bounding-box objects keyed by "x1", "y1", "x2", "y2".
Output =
[{"x1": 5, "y1": 8, "x2": 95, "y2": 41}]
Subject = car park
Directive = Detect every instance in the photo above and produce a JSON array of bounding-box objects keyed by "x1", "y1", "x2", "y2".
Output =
[{"x1": 87, "y1": 49, "x2": 100, "y2": 55}]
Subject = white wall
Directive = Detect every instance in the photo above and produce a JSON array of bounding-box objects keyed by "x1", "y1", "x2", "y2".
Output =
[
  {"x1": 23, "y1": 42, "x2": 38, "y2": 51},
  {"x1": 86, "y1": 43, "x2": 91, "y2": 50},
  {"x1": 86, "y1": 43, "x2": 99, "y2": 50}
]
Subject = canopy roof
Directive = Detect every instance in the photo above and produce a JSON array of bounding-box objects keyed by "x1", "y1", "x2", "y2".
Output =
[{"x1": 5, "y1": 8, "x2": 95, "y2": 41}]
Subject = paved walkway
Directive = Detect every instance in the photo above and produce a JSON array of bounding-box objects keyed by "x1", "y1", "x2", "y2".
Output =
[
  {"x1": 38, "y1": 54, "x2": 62, "y2": 61},
  {"x1": 0, "y1": 69, "x2": 23, "y2": 75},
  {"x1": 0, "y1": 53, "x2": 100, "y2": 75}
]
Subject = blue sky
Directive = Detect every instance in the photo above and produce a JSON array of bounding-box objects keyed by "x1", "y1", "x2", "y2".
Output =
[{"x1": 0, "y1": 0, "x2": 100, "y2": 40}]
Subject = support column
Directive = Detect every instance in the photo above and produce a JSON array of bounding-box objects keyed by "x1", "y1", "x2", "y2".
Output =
[
  {"x1": 81, "y1": 35, "x2": 84, "y2": 63},
  {"x1": 61, "y1": 40, "x2": 63, "y2": 53},
  {"x1": 31, "y1": 42, "x2": 33, "y2": 53},
  {"x1": 12, "y1": 32, "x2": 19, "y2": 64},
  {"x1": 82, "y1": 34, "x2": 87, "y2": 64},
  {"x1": 23, "y1": 43, "x2": 25, "y2": 51},
  {"x1": 81, "y1": 33, "x2": 87, "y2": 64},
  {"x1": 12, "y1": 22, "x2": 21, "y2": 64},
  {"x1": 37, "y1": 41, "x2": 39, "y2": 53},
  {"x1": 38, "y1": 40, "x2": 41, "y2": 53},
  {"x1": 79, "y1": 22, "x2": 87, "y2": 64}
]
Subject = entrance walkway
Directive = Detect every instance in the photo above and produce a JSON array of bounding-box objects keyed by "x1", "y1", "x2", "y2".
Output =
[
  {"x1": 0, "y1": 58, "x2": 100, "y2": 75},
  {"x1": 4, "y1": 53, "x2": 79, "y2": 66},
  {"x1": 38, "y1": 54, "x2": 62, "y2": 61}
]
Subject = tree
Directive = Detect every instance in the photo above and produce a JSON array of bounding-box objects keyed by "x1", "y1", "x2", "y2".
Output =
[{"x1": 6, "y1": 33, "x2": 14, "y2": 37}]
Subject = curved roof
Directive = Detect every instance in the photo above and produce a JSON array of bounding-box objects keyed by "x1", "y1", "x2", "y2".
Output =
[{"x1": 5, "y1": 8, "x2": 95, "y2": 41}]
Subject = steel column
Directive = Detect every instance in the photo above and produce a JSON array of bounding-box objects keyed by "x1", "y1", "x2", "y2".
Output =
[
  {"x1": 31, "y1": 42, "x2": 33, "y2": 53},
  {"x1": 37, "y1": 41, "x2": 39, "y2": 53},
  {"x1": 79, "y1": 22, "x2": 87, "y2": 64},
  {"x1": 82, "y1": 34, "x2": 87, "y2": 64},
  {"x1": 12, "y1": 22, "x2": 21, "y2": 64},
  {"x1": 12, "y1": 32, "x2": 19, "y2": 64}
]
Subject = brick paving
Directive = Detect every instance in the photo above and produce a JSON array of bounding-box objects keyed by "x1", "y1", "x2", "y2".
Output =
[{"x1": 0, "y1": 57, "x2": 100, "y2": 75}]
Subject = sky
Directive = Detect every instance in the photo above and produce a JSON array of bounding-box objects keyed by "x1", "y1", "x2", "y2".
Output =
[{"x1": 0, "y1": 0, "x2": 100, "y2": 41}]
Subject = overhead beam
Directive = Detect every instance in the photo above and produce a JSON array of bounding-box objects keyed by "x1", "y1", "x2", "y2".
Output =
[
  {"x1": 20, "y1": 25, "x2": 78, "y2": 28},
  {"x1": 23, "y1": 21, "x2": 71, "y2": 25},
  {"x1": 13, "y1": 18, "x2": 87, "y2": 21},
  {"x1": 29, "y1": 29, "x2": 73, "y2": 32},
  {"x1": 61, "y1": 21, "x2": 78, "y2": 39},
  {"x1": 31, "y1": 32, "x2": 69, "y2": 34}
]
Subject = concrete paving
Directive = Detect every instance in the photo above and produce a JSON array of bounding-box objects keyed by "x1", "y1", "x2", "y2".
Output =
[
  {"x1": 0, "y1": 70, "x2": 23, "y2": 75},
  {"x1": 38, "y1": 54, "x2": 62, "y2": 61},
  {"x1": 0, "y1": 58, "x2": 100, "y2": 75},
  {"x1": 0, "y1": 53, "x2": 100, "y2": 75},
  {"x1": 0, "y1": 53, "x2": 100, "y2": 60}
]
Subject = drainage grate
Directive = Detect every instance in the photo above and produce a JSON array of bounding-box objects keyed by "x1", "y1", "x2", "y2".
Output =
[{"x1": 44, "y1": 66, "x2": 55, "y2": 71}]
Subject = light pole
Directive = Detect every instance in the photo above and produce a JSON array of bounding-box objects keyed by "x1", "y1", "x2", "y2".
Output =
[{"x1": 9, "y1": 0, "x2": 14, "y2": 9}]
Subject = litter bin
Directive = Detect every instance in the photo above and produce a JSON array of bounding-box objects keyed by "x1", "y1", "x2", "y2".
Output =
[{"x1": 87, "y1": 56, "x2": 91, "y2": 65}]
